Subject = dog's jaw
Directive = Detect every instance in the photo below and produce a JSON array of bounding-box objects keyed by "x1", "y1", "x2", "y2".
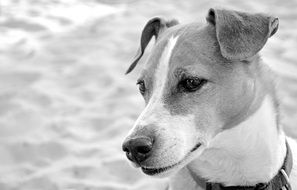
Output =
[{"x1": 187, "y1": 95, "x2": 287, "y2": 186}]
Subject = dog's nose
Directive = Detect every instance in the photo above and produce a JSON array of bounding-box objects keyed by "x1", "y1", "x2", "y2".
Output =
[{"x1": 122, "y1": 136, "x2": 153, "y2": 164}]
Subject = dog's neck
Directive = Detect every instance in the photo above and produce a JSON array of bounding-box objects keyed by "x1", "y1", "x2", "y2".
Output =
[{"x1": 187, "y1": 95, "x2": 287, "y2": 186}]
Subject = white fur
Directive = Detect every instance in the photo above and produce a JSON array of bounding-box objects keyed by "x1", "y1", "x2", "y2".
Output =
[
  {"x1": 172, "y1": 95, "x2": 297, "y2": 189},
  {"x1": 132, "y1": 36, "x2": 179, "y2": 128}
]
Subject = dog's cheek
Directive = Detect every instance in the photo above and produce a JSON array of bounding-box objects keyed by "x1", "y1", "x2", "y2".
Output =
[
  {"x1": 158, "y1": 115, "x2": 190, "y2": 152},
  {"x1": 152, "y1": 114, "x2": 197, "y2": 162},
  {"x1": 193, "y1": 106, "x2": 222, "y2": 141},
  {"x1": 169, "y1": 114, "x2": 199, "y2": 153},
  {"x1": 145, "y1": 131, "x2": 183, "y2": 166}
]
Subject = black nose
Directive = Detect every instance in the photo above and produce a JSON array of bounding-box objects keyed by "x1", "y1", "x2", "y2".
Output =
[{"x1": 122, "y1": 136, "x2": 153, "y2": 164}]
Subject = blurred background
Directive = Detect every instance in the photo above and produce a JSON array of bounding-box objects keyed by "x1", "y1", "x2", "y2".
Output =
[{"x1": 0, "y1": 0, "x2": 297, "y2": 189}]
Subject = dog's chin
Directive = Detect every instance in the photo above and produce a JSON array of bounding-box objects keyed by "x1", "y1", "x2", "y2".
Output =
[
  {"x1": 140, "y1": 143, "x2": 203, "y2": 177},
  {"x1": 141, "y1": 165, "x2": 177, "y2": 177}
]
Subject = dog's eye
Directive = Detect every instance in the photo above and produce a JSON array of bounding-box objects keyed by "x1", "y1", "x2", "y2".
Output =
[
  {"x1": 179, "y1": 78, "x2": 207, "y2": 92},
  {"x1": 136, "y1": 80, "x2": 146, "y2": 95}
]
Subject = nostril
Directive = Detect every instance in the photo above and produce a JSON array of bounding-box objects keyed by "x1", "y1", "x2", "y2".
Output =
[
  {"x1": 123, "y1": 147, "x2": 130, "y2": 153},
  {"x1": 126, "y1": 151, "x2": 133, "y2": 161},
  {"x1": 122, "y1": 142, "x2": 134, "y2": 161},
  {"x1": 133, "y1": 137, "x2": 153, "y2": 163},
  {"x1": 122, "y1": 140, "x2": 131, "y2": 153},
  {"x1": 136, "y1": 144, "x2": 152, "y2": 155}
]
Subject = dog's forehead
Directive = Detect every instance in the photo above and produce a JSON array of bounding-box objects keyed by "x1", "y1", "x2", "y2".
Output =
[{"x1": 141, "y1": 23, "x2": 225, "y2": 79}]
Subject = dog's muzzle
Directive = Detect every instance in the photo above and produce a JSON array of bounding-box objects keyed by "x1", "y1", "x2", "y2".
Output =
[{"x1": 122, "y1": 136, "x2": 153, "y2": 165}]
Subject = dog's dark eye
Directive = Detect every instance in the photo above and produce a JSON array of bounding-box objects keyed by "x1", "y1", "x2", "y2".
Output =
[
  {"x1": 179, "y1": 78, "x2": 207, "y2": 92},
  {"x1": 136, "y1": 80, "x2": 146, "y2": 95}
]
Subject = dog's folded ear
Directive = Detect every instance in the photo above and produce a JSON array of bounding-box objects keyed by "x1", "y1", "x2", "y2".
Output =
[
  {"x1": 125, "y1": 17, "x2": 179, "y2": 74},
  {"x1": 206, "y1": 8, "x2": 279, "y2": 61}
]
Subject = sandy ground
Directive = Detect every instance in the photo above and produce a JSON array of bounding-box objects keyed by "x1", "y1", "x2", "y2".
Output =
[{"x1": 0, "y1": 0, "x2": 296, "y2": 189}]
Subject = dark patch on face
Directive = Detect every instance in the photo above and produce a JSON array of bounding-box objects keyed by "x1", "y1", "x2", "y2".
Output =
[
  {"x1": 161, "y1": 24, "x2": 231, "y2": 116},
  {"x1": 139, "y1": 25, "x2": 187, "y2": 104}
]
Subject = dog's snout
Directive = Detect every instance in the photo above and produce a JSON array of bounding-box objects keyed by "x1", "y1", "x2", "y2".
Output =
[{"x1": 122, "y1": 136, "x2": 153, "y2": 164}]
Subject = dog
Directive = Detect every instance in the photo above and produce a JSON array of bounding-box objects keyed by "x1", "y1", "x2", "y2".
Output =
[{"x1": 122, "y1": 8, "x2": 297, "y2": 190}]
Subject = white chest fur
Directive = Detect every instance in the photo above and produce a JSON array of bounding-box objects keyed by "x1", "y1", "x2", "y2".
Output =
[{"x1": 188, "y1": 96, "x2": 287, "y2": 186}]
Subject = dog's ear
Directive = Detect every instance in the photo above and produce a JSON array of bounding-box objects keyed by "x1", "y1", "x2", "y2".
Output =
[
  {"x1": 206, "y1": 8, "x2": 279, "y2": 60},
  {"x1": 125, "y1": 17, "x2": 179, "y2": 74}
]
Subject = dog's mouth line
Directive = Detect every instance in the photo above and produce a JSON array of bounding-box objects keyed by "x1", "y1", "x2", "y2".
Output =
[
  {"x1": 141, "y1": 163, "x2": 177, "y2": 175},
  {"x1": 141, "y1": 143, "x2": 202, "y2": 175}
]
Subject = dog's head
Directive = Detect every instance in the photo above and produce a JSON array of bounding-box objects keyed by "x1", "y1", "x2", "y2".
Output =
[{"x1": 122, "y1": 8, "x2": 278, "y2": 177}]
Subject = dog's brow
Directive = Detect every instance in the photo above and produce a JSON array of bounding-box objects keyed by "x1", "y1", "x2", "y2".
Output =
[
  {"x1": 136, "y1": 78, "x2": 143, "y2": 84},
  {"x1": 137, "y1": 70, "x2": 148, "y2": 83},
  {"x1": 174, "y1": 67, "x2": 192, "y2": 80}
]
